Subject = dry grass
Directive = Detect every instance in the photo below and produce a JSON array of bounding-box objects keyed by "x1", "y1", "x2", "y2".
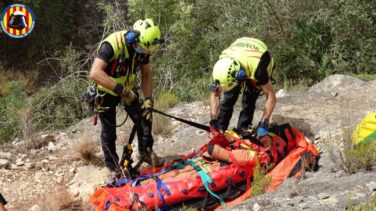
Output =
[
  {"x1": 16, "y1": 107, "x2": 35, "y2": 139},
  {"x1": 152, "y1": 92, "x2": 179, "y2": 137},
  {"x1": 33, "y1": 186, "x2": 91, "y2": 211},
  {"x1": 72, "y1": 132, "x2": 99, "y2": 163},
  {"x1": 21, "y1": 134, "x2": 54, "y2": 153},
  {"x1": 328, "y1": 129, "x2": 376, "y2": 174},
  {"x1": 347, "y1": 194, "x2": 376, "y2": 211},
  {"x1": 288, "y1": 180, "x2": 301, "y2": 198}
]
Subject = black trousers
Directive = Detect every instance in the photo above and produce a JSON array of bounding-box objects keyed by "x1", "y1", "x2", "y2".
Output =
[
  {"x1": 98, "y1": 94, "x2": 154, "y2": 171},
  {"x1": 217, "y1": 79, "x2": 260, "y2": 130}
]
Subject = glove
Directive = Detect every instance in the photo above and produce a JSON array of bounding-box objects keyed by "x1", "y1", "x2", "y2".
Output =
[
  {"x1": 142, "y1": 97, "x2": 154, "y2": 121},
  {"x1": 257, "y1": 120, "x2": 269, "y2": 137},
  {"x1": 121, "y1": 87, "x2": 137, "y2": 105},
  {"x1": 209, "y1": 119, "x2": 221, "y2": 132}
]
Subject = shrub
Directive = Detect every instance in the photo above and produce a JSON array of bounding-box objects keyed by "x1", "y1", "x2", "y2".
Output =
[
  {"x1": 153, "y1": 92, "x2": 179, "y2": 136},
  {"x1": 347, "y1": 194, "x2": 376, "y2": 211},
  {"x1": 276, "y1": 16, "x2": 332, "y2": 84},
  {"x1": 0, "y1": 81, "x2": 28, "y2": 142},
  {"x1": 30, "y1": 45, "x2": 91, "y2": 132},
  {"x1": 251, "y1": 163, "x2": 272, "y2": 196},
  {"x1": 73, "y1": 132, "x2": 99, "y2": 163},
  {"x1": 329, "y1": 129, "x2": 376, "y2": 174}
]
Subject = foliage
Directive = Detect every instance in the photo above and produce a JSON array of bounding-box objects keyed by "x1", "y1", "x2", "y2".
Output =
[
  {"x1": 127, "y1": 0, "x2": 375, "y2": 90},
  {"x1": 347, "y1": 194, "x2": 376, "y2": 211},
  {"x1": 30, "y1": 76, "x2": 89, "y2": 131},
  {"x1": 0, "y1": 81, "x2": 28, "y2": 142},
  {"x1": 329, "y1": 129, "x2": 376, "y2": 174},
  {"x1": 29, "y1": 45, "x2": 91, "y2": 131},
  {"x1": 276, "y1": 16, "x2": 333, "y2": 84},
  {"x1": 350, "y1": 74, "x2": 376, "y2": 81},
  {"x1": 251, "y1": 163, "x2": 272, "y2": 196},
  {"x1": 152, "y1": 91, "x2": 179, "y2": 136},
  {"x1": 327, "y1": 0, "x2": 376, "y2": 75}
]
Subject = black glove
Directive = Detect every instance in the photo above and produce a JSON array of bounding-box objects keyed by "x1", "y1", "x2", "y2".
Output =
[{"x1": 209, "y1": 119, "x2": 221, "y2": 132}]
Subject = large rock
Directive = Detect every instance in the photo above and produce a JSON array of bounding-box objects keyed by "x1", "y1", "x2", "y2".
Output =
[{"x1": 68, "y1": 165, "x2": 109, "y2": 202}]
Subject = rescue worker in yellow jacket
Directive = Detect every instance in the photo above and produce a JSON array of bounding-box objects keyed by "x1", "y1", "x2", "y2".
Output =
[
  {"x1": 89, "y1": 18, "x2": 165, "y2": 173},
  {"x1": 209, "y1": 37, "x2": 276, "y2": 137}
]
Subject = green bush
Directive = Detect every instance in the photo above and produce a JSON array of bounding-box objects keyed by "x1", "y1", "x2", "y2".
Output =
[
  {"x1": 0, "y1": 81, "x2": 28, "y2": 142},
  {"x1": 329, "y1": 129, "x2": 376, "y2": 174},
  {"x1": 347, "y1": 194, "x2": 376, "y2": 211},
  {"x1": 30, "y1": 45, "x2": 91, "y2": 131},
  {"x1": 276, "y1": 16, "x2": 333, "y2": 84},
  {"x1": 328, "y1": 0, "x2": 376, "y2": 75},
  {"x1": 251, "y1": 163, "x2": 272, "y2": 196}
]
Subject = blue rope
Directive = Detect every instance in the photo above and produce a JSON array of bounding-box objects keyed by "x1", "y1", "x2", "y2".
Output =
[{"x1": 186, "y1": 159, "x2": 226, "y2": 208}]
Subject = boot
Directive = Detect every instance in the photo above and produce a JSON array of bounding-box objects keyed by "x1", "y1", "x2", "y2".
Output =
[{"x1": 140, "y1": 149, "x2": 165, "y2": 167}]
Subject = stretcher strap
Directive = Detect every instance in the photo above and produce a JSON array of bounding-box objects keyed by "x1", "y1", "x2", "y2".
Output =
[
  {"x1": 107, "y1": 177, "x2": 131, "y2": 187},
  {"x1": 154, "y1": 176, "x2": 172, "y2": 210},
  {"x1": 186, "y1": 159, "x2": 226, "y2": 208},
  {"x1": 131, "y1": 164, "x2": 177, "y2": 187}
]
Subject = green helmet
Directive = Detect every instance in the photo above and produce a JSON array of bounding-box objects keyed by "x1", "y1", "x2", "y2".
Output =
[
  {"x1": 212, "y1": 57, "x2": 242, "y2": 91},
  {"x1": 133, "y1": 18, "x2": 161, "y2": 54}
]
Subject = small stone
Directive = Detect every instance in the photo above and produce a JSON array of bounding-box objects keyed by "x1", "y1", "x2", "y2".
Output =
[
  {"x1": 252, "y1": 202, "x2": 260, "y2": 211},
  {"x1": 34, "y1": 172, "x2": 43, "y2": 181},
  {"x1": 8, "y1": 163, "x2": 18, "y2": 170},
  {"x1": 0, "y1": 159, "x2": 9, "y2": 169},
  {"x1": 195, "y1": 130, "x2": 206, "y2": 136},
  {"x1": 35, "y1": 162, "x2": 44, "y2": 170},
  {"x1": 72, "y1": 189, "x2": 79, "y2": 197},
  {"x1": 56, "y1": 176, "x2": 64, "y2": 184},
  {"x1": 322, "y1": 196, "x2": 338, "y2": 204},
  {"x1": 318, "y1": 192, "x2": 330, "y2": 200},
  {"x1": 25, "y1": 163, "x2": 35, "y2": 170},
  {"x1": 69, "y1": 167, "x2": 76, "y2": 173},
  {"x1": 276, "y1": 89, "x2": 289, "y2": 98},
  {"x1": 16, "y1": 158, "x2": 24, "y2": 166},
  {"x1": 331, "y1": 92, "x2": 338, "y2": 97},
  {"x1": 0, "y1": 151, "x2": 12, "y2": 159},
  {"x1": 24, "y1": 163, "x2": 35, "y2": 170},
  {"x1": 29, "y1": 204, "x2": 43, "y2": 211},
  {"x1": 48, "y1": 155, "x2": 58, "y2": 160},
  {"x1": 366, "y1": 182, "x2": 376, "y2": 192},
  {"x1": 48, "y1": 142, "x2": 56, "y2": 152}
]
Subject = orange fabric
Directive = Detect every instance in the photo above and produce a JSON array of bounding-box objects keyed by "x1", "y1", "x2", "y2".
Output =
[
  {"x1": 90, "y1": 126, "x2": 319, "y2": 211},
  {"x1": 265, "y1": 128, "x2": 318, "y2": 192},
  {"x1": 213, "y1": 128, "x2": 319, "y2": 209}
]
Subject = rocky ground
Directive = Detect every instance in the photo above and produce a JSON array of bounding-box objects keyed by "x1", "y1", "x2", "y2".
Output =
[{"x1": 0, "y1": 74, "x2": 375, "y2": 210}]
